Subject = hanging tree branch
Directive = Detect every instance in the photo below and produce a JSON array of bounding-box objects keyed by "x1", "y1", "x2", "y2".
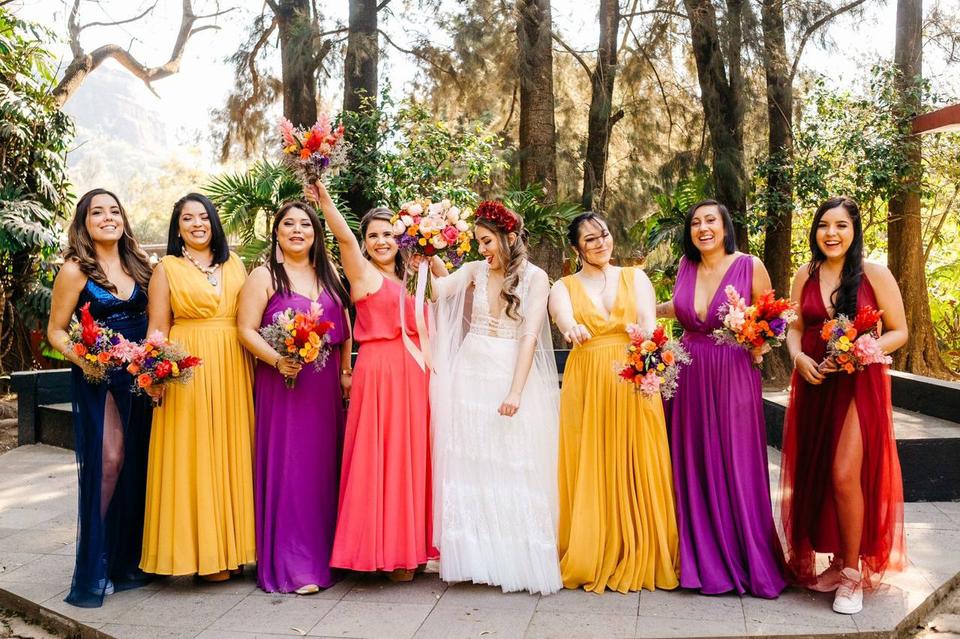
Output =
[
  {"x1": 54, "y1": 0, "x2": 233, "y2": 106},
  {"x1": 788, "y1": 0, "x2": 868, "y2": 84},
  {"x1": 551, "y1": 32, "x2": 593, "y2": 77}
]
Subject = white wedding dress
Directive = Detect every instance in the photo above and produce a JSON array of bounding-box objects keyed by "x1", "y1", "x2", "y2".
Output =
[{"x1": 430, "y1": 260, "x2": 562, "y2": 595}]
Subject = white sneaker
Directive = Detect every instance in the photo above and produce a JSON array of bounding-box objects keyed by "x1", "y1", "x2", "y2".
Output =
[
  {"x1": 95, "y1": 578, "x2": 115, "y2": 595},
  {"x1": 832, "y1": 567, "x2": 863, "y2": 614},
  {"x1": 810, "y1": 556, "x2": 843, "y2": 592}
]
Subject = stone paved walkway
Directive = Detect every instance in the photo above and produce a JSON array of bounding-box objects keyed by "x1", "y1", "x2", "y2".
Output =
[{"x1": 0, "y1": 444, "x2": 957, "y2": 639}]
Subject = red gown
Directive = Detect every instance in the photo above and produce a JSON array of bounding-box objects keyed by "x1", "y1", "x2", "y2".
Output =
[{"x1": 780, "y1": 270, "x2": 905, "y2": 587}]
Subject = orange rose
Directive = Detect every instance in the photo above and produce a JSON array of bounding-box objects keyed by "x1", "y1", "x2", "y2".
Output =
[
  {"x1": 641, "y1": 340, "x2": 657, "y2": 353},
  {"x1": 73, "y1": 343, "x2": 87, "y2": 356},
  {"x1": 844, "y1": 327, "x2": 857, "y2": 340},
  {"x1": 661, "y1": 350, "x2": 675, "y2": 365},
  {"x1": 137, "y1": 373, "x2": 153, "y2": 388},
  {"x1": 127, "y1": 363, "x2": 140, "y2": 375},
  {"x1": 97, "y1": 351, "x2": 112, "y2": 364}
]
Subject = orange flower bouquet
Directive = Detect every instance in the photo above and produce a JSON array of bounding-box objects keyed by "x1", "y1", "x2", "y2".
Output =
[
  {"x1": 820, "y1": 306, "x2": 891, "y2": 374},
  {"x1": 617, "y1": 324, "x2": 691, "y2": 399},
  {"x1": 119, "y1": 331, "x2": 202, "y2": 405},
  {"x1": 713, "y1": 285, "x2": 797, "y2": 366},
  {"x1": 278, "y1": 114, "x2": 350, "y2": 184},
  {"x1": 67, "y1": 302, "x2": 126, "y2": 382},
  {"x1": 259, "y1": 302, "x2": 336, "y2": 389}
]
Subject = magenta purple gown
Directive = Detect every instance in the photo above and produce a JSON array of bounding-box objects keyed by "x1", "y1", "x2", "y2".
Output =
[
  {"x1": 670, "y1": 254, "x2": 788, "y2": 598},
  {"x1": 254, "y1": 289, "x2": 346, "y2": 592}
]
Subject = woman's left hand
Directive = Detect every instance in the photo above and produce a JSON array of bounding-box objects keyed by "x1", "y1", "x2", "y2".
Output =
[
  {"x1": 498, "y1": 391, "x2": 521, "y2": 418},
  {"x1": 818, "y1": 357, "x2": 839, "y2": 374},
  {"x1": 340, "y1": 371, "x2": 353, "y2": 401},
  {"x1": 750, "y1": 342, "x2": 771, "y2": 365}
]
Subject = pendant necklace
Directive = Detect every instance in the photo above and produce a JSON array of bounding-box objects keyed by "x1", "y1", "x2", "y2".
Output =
[{"x1": 183, "y1": 250, "x2": 219, "y2": 287}]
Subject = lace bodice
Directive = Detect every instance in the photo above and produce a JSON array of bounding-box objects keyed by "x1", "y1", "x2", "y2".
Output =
[{"x1": 468, "y1": 262, "x2": 530, "y2": 339}]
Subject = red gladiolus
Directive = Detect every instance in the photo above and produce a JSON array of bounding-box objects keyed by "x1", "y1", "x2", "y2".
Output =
[
  {"x1": 79, "y1": 302, "x2": 100, "y2": 346},
  {"x1": 853, "y1": 306, "x2": 883, "y2": 335}
]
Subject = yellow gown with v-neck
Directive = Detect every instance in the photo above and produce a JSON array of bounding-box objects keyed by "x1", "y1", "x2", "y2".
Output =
[
  {"x1": 557, "y1": 267, "x2": 679, "y2": 592},
  {"x1": 140, "y1": 254, "x2": 256, "y2": 575}
]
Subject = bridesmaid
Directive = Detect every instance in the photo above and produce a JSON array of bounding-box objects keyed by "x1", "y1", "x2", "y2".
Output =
[
  {"x1": 782, "y1": 196, "x2": 907, "y2": 615},
  {"x1": 47, "y1": 189, "x2": 153, "y2": 607},
  {"x1": 657, "y1": 200, "x2": 787, "y2": 598},
  {"x1": 140, "y1": 193, "x2": 256, "y2": 581},
  {"x1": 237, "y1": 201, "x2": 352, "y2": 594},
  {"x1": 307, "y1": 180, "x2": 434, "y2": 582},
  {"x1": 548, "y1": 212, "x2": 679, "y2": 593}
]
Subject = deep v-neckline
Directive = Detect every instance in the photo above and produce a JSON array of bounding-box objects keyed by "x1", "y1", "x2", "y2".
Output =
[
  {"x1": 478, "y1": 262, "x2": 507, "y2": 321},
  {"x1": 574, "y1": 268, "x2": 624, "y2": 323},
  {"x1": 691, "y1": 254, "x2": 742, "y2": 324}
]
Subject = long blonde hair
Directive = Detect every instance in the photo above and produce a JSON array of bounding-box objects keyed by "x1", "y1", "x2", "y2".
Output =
[{"x1": 64, "y1": 189, "x2": 152, "y2": 291}]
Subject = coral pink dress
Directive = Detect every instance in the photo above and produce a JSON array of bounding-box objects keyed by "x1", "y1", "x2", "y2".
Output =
[{"x1": 330, "y1": 276, "x2": 435, "y2": 571}]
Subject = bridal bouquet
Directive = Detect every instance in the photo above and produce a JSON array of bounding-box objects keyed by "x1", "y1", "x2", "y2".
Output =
[
  {"x1": 278, "y1": 114, "x2": 350, "y2": 183},
  {"x1": 820, "y1": 306, "x2": 891, "y2": 374},
  {"x1": 713, "y1": 286, "x2": 797, "y2": 365},
  {"x1": 618, "y1": 324, "x2": 691, "y2": 400},
  {"x1": 67, "y1": 302, "x2": 126, "y2": 382},
  {"x1": 259, "y1": 302, "x2": 336, "y2": 389},
  {"x1": 391, "y1": 198, "x2": 473, "y2": 295},
  {"x1": 120, "y1": 331, "x2": 202, "y2": 404}
]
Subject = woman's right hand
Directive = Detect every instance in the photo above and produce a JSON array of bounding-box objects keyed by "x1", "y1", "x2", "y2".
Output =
[
  {"x1": 563, "y1": 324, "x2": 592, "y2": 346},
  {"x1": 795, "y1": 352, "x2": 825, "y2": 385},
  {"x1": 145, "y1": 384, "x2": 165, "y2": 402},
  {"x1": 276, "y1": 355, "x2": 303, "y2": 379}
]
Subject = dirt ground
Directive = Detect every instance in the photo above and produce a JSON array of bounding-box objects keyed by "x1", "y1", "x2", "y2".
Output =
[
  {"x1": 0, "y1": 610, "x2": 62, "y2": 639},
  {"x1": 0, "y1": 396, "x2": 17, "y2": 454}
]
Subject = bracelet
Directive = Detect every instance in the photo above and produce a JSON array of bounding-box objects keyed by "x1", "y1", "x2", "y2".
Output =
[
  {"x1": 273, "y1": 355, "x2": 282, "y2": 369},
  {"x1": 792, "y1": 351, "x2": 802, "y2": 368},
  {"x1": 341, "y1": 369, "x2": 353, "y2": 376}
]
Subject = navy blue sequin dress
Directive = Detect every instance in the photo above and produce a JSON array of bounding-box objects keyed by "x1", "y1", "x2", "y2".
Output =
[{"x1": 66, "y1": 279, "x2": 153, "y2": 607}]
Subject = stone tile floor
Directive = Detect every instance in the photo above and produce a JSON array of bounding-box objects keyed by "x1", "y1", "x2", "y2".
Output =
[{"x1": 0, "y1": 444, "x2": 957, "y2": 639}]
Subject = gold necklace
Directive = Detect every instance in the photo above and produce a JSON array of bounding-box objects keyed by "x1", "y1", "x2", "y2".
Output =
[{"x1": 183, "y1": 250, "x2": 219, "y2": 286}]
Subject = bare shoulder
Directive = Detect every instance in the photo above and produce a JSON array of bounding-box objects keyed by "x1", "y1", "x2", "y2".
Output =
[
  {"x1": 863, "y1": 260, "x2": 895, "y2": 282},
  {"x1": 550, "y1": 277, "x2": 570, "y2": 295},
  {"x1": 793, "y1": 262, "x2": 814, "y2": 286},
  {"x1": 56, "y1": 258, "x2": 86, "y2": 283},
  {"x1": 247, "y1": 265, "x2": 272, "y2": 284},
  {"x1": 630, "y1": 266, "x2": 653, "y2": 286}
]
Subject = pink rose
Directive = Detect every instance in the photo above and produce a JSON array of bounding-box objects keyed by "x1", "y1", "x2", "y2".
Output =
[
  {"x1": 441, "y1": 225, "x2": 460, "y2": 244},
  {"x1": 852, "y1": 334, "x2": 891, "y2": 366},
  {"x1": 639, "y1": 370, "x2": 661, "y2": 396}
]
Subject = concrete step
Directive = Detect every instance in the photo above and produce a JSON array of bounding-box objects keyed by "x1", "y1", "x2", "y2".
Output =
[
  {"x1": 36, "y1": 403, "x2": 73, "y2": 451},
  {"x1": 764, "y1": 391, "x2": 960, "y2": 502}
]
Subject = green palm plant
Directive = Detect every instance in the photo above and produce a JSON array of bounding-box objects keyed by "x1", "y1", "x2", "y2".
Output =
[
  {"x1": 203, "y1": 160, "x2": 358, "y2": 266},
  {"x1": 501, "y1": 179, "x2": 582, "y2": 251}
]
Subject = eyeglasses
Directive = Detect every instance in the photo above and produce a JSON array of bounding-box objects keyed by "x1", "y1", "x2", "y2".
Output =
[{"x1": 581, "y1": 231, "x2": 610, "y2": 249}]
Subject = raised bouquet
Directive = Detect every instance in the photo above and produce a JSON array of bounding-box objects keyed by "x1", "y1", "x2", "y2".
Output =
[
  {"x1": 618, "y1": 324, "x2": 691, "y2": 400},
  {"x1": 278, "y1": 113, "x2": 350, "y2": 183},
  {"x1": 258, "y1": 302, "x2": 336, "y2": 389},
  {"x1": 713, "y1": 285, "x2": 797, "y2": 365},
  {"x1": 820, "y1": 306, "x2": 891, "y2": 374},
  {"x1": 119, "y1": 331, "x2": 202, "y2": 404},
  {"x1": 391, "y1": 198, "x2": 474, "y2": 295},
  {"x1": 68, "y1": 302, "x2": 126, "y2": 382}
]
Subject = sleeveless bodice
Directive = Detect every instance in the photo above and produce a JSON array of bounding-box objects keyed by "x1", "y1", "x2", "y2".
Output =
[
  {"x1": 260, "y1": 288, "x2": 348, "y2": 346},
  {"x1": 352, "y1": 277, "x2": 420, "y2": 343},
  {"x1": 561, "y1": 267, "x2": 638, "y2": 344},
  {"x1": 160, "y1": 253, "x2": 246, "y2": 323},
  {"x1": 799, "y1": 269, "x2": 879, "y2": 361},
  {"x1": 673, "y1": 254, "x2": 753, "y2": 337},
  {"x1": 76, "y1": 278, "x2": 148, "y2": 342},
  {"x1": 467, "y1": 262, "x2": 532, "y2": 340}
]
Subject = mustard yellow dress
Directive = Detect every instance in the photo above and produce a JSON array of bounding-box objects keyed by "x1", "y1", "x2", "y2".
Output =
[
  {"x1": 558, "y1": 267, "x2": 679, "y2": 592},
  {"x1": 140, "y1": 254, "x2": 256, "y2": 576}
]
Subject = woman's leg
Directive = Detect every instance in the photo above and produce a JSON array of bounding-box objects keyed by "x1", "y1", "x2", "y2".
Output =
[
  {"x1": 100, "y1": 392, "x2": 125, "y2": 518},
  {"x1": 832, "y1": 400, "x2": 864, "y2": 569}
]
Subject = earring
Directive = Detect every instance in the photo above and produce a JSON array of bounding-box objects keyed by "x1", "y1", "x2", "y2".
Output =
[{"x1": 275, "y1": 245, "x2": 285, "y2": 264}]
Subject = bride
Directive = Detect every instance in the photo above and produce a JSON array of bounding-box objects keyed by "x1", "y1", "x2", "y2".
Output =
[{"x1": 428, "y1": 200, "x2": 562, "y2": 595}]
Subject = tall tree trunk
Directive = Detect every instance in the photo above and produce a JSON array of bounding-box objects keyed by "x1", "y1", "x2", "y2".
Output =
[
  {"x1": 516, "y1": 0, "x2": 558, "y2": 202},
  {"x1": 342, "y1": 0, "x2": 379, "y2": 216},
  {"x1": 276, "y1": 0, "x2": 317, "y2": 127},
  {"x1": 760, "y1": 0, "x2": 793, "y2": 297},
  {"x1": 759, "y1": 0, "x2": 794, "y2": 385},
  {"x1": 343, "y1": 0, "x2": 379, "y2": 113},
  {"x1": 581, "y1": 0, "x2": 621, "y2": 212},
  {"x1": 888, "y1": 0, "x2": 948, "y2": 376},
  {"x1": 683, "y1": 0, "x2": 749, "y2": 249}
]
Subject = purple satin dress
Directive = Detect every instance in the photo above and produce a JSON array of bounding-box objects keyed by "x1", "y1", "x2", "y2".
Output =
[
  {"x1": 670, "y1": 254, "x2": 788, "y2": 598},
  {"x1": 254, "y1": 289, "x2": 346, "y2": 592}
]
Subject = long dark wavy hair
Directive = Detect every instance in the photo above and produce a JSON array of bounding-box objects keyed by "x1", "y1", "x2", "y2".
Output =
[
  {"x1": 269, "y1": 201, "x2": 350, "y2": 308},
  {"x1": 64, "y1": 188, "x2": 153, "y2": 292},
  {"x1": 359, "y1": 207, "x2": 404, "y2": 279},
  {"x1": 165, "y1": 193, "x2": 230, "y2": 265},
  {"x1": 808, "y1": 196, "x2": 864, "y2": 318},
  {"x1": 476, "y1": 213, "x2": 528, "y2": 321}
]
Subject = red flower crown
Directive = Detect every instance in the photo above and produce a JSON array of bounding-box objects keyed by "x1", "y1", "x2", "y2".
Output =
[{"x1": 474, "y1": 200, "x2": 519, "y2": 233}]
